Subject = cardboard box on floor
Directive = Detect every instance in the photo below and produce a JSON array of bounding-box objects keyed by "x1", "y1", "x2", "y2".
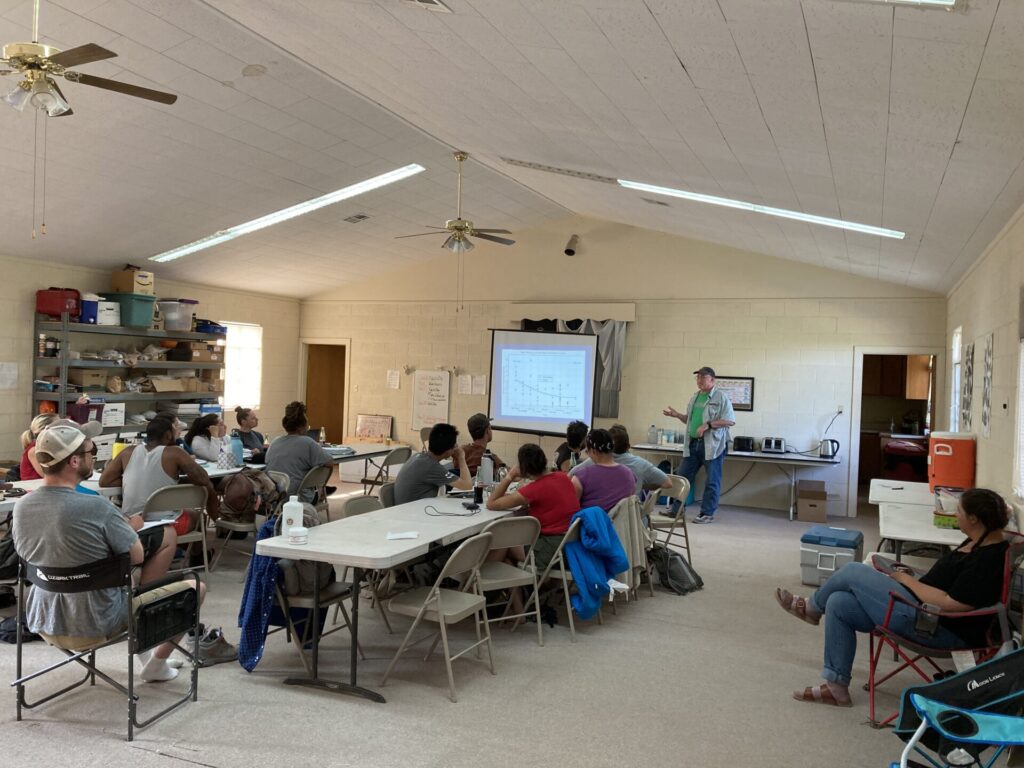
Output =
[{"x1": 797, "y1": 480, "x2": 828, "y2": 523}]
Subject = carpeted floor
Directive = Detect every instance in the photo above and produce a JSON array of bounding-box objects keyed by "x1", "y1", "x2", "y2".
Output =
[{"x1": 0, "y1": 489, "x2": 920, "y2": 768}]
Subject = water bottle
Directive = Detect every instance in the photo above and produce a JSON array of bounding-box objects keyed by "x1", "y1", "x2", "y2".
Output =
[
  {"x1": 647, "y1": 424, "x2": 658, "y2": 445},
  {"x1": 479, "y1": 451, "x2": 494, "y2": 485},
  {"x1": 318, "y1": 426, "x2": 327, "y2": 445},
  {"x1": 230, "y1": 434, "x2": 244, "y2": 464},
  {"x1": 282, "y1": 496, "x2": 304, "y2": 535}
]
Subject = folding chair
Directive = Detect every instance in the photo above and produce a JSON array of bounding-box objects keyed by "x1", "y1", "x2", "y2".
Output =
[
  {"x1": 330, "y1": 495, "x2": 393, "y2": 633},
  {"x1": 382, "y1": 532, "x2": 496, "y2": 702},
  {"x1": 419, "y1": 426, "x2": 431, "y2": 450},
  {"x1": 337, "y1": 494, "x2": 382, "y2": 521},
  {"x1": 297, "y1": 465, "x2": 333, "y2": 518},
  {"x1": 379, "y1": 482, "x2": 397, "y2": 509},
  {"x1": 648, "y1": 475, "x2": 693, "y2": 565},
  {"x1": 518, "y1": 518, "x2": 593, "y2": 642},
  {"x1": 608, "y1": 496, "x2": 649, "y2": 603},
  {"x1": 866, "y1": 537, "x2": 1024, "y2": 728},
  {"x1": 273, "y1": 575, "x2": 362, "y2": 676},
  {"x1": 478, "y1": 517, "x2": 543, "y2": 646},
  {"x1": 361, "y1": 446, "x2": 411, "y2": 496},
  {"x1": 12, "y1": 554, "x2": 200, "y2": 741},
  {"x1": 143, "y1": 484, "x2": 210, "y2": 575}
]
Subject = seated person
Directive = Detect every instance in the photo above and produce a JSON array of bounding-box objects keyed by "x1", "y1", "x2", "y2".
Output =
[
  {"x1": 569, "y1": 429, "x2": 636, "y2": 513},
  {"x1": 12, "y1": 422, "x2": 207, "y2": 683},
  {"x1": 264, "y1": 401, "x2": 334, "y2": 500},
  {"x1": 776, "y1": 488, "x2": 1011, "y2": 707},
  {"x1": 394, "y1": 423, "x2": 472, "y2": 505},
  {"x1": 19, "y1": 413, "x2": 59, "y2": 481},
  {"x1": 460, "y1": 413, "x2": 505, "y2": 477},
  {"x1": 571, "y1": 424, "x2": 671, "y2": 496},
  {"x1": 554, "y1": 420, "x2": 588, "y2": 472},
  {"x1": 233, "y1": 406, "x2": 266, "y2": 462},
  {"x1": 184, "y1": 414, "x2": 227, "y2": 462},
  {"x1": 100, "y1": 414, "x2": 221, "y2": 582},
  {"x1": 486, "y1": 443, "x2": 580, "y2": 572}
]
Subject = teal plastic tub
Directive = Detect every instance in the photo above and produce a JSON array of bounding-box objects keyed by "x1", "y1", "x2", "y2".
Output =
[{"x1": 102, "y1": 292, "x2": 156, "y2": 328}]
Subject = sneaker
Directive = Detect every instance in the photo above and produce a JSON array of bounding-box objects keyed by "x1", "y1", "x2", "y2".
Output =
[
  {"x1": 194, "y1": 626, "x2": 238, "y2": 666},
  {"x1": 691, "y1": 513, "x2": 715, "y2": 524}
]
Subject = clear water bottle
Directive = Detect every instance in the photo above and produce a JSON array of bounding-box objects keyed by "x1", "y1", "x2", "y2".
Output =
[
  {"x1": 318, "y1": 426, "x2": 327, "y2": 445},
  {"x1": 647, "y1": 424, "x2": 658, "y2": 445},
  {"x1": 479, "y1": 451, "x2": 494, "y2": 485},
  {"x1": 282, "y1": 495, "x2": 304, "y2": 534}
]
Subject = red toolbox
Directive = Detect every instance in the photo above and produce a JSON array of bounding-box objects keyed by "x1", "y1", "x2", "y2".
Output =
[{"x1": 36, "y1": 288, "x2": 81, "y2": 318}]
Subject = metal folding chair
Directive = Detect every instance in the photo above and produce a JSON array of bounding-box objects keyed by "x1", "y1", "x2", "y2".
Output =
[
  {"x1": 478, "y1": 517, "x2": 543, "y2": 646},
  {"x1": 143, "y1": 484, "x2": 210, "y2": 575},
  {"x1": 361, "y1": 446, "x2": 411, "y2": 495}
]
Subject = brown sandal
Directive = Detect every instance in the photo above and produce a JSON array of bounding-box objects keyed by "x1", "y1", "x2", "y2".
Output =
[
  {"x1": 775, "y1": 587, "x2": 820, "y2": 626},
  {"x1": 793, "y1": 684, "x2": 852, "y2": 707}
]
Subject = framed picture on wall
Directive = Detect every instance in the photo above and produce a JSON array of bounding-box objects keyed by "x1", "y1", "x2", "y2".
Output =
[
  {"x1": 355, "y1": 413, "x2": 393, "y2": 440},
  {"x1": 715, "y1": 376, "x2": 755, "y2": 412}
]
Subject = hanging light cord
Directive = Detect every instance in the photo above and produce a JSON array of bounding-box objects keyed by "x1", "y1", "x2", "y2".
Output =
[
  {"x1": 41, "y1": 111, "x2": 47, "y2": 235},
  {"x1": 31, "y1": 109, "x2": 39, "y2": 239}
]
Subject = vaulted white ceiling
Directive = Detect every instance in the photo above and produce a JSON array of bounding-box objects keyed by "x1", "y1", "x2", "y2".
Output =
[{"x1": 2, "y1": 0, "x2": 1022, "y2": 297}]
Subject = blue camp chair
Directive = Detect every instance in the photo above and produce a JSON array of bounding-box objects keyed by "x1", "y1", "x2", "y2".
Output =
[{"x1": 890, "y1": 648, "x2": 1024, "y2": 768}]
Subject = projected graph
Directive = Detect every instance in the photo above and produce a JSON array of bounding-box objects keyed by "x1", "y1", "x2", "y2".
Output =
[{"x1": 501, "y1": 348, "x2": 587, "y2": 420}]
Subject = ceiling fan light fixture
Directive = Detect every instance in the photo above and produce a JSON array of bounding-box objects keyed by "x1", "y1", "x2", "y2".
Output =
[
  {"x1": 28, "y1": 77, "x2": 70, "y2": 116},
  {"x1": 3, "y1": 80, "x2": 31, "y2": 111},
  {"x1": 445, "y1": 236, "x2": 473, "y2": 254}
]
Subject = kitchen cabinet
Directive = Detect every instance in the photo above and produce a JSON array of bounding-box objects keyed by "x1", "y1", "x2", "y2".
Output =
[
  {"x1": 862, "y1": 354, "x2": 932, "y2": 400},
  {"x1": 905, "y1": 355, "x2": 931, "y2": 400},
  {"x1": 880, "y1": 355, "x2": 905, "y2": 397},
  {"x1": 859, "y1": 431, "x2": 882, "y2": 482},
  {"x1": 862, "y1": 355, "x2": 882, "y2": 396}
]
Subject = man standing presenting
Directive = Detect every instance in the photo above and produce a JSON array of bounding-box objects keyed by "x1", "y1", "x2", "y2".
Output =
[{"x1": 663, "y1": 367, "x2": 736, "y2": 524}]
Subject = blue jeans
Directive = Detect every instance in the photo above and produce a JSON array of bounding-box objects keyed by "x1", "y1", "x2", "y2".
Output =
[
  {"x1": 810, "y1": 563, "x2": 965, "y2": 686},
  {"x1": 676, "y1": 439, "x2": 725, "y2": 517}
]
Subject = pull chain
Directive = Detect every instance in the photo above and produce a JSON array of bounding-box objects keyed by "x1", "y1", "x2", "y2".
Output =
[
  {"x1": 40, "y1": 112, "x2": 47, "y2": 235},
  {"x1": 31, "y1": 109, "x2": 38, "y2": 239}
]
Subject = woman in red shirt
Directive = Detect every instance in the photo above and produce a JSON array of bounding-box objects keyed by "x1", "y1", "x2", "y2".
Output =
[
  {"x1": 19, "y1": 413, "x2": 59, "y2": 481},
  {"x1": 487, "y1": 443, "x2": 581, "y2": 571}
]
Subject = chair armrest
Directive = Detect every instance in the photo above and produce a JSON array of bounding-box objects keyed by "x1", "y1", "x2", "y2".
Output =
[
  {"x1": 887, "y1": 590, "x2": 1002, "y2": 621},
  {"x1": 133, "y1": 568, "x2": 202, "y2": 596}
]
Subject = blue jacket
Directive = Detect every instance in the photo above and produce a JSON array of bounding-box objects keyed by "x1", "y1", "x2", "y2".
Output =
[
  {"x1": 564, "y1": 506, "x2": 629, "y2": 621},
  {"x1": 237, "y1": 518, "x2": 280, "y2": 672}
]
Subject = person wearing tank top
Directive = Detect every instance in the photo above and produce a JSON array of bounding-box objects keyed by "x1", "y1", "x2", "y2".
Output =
[{"x1": 120, "y1": 445, "x2": 179, "y2": 516}]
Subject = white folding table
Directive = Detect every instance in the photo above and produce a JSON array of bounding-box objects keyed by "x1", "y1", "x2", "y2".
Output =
[{"x1": 255, "y1": 496, "x2": 508, "y2": 703}]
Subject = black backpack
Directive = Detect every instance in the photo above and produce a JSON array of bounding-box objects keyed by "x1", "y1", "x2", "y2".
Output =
[
  {"x1": 0, "y1": 534, "x2": 17, "y2": 580},
  {"x1": 648, "y1": 543, "x2": 703, "y2": 595}
]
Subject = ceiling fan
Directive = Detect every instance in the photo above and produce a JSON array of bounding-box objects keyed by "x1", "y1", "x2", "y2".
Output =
[
  {"x1": 0, "y1": 0, "x2": 177, "y2": 117},
  {"x1": 396, "y1": 151, "x2": 515, "y2": 253}
]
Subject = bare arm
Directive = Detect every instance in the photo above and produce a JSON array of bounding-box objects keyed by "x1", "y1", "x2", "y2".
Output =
[
  {"x1": 450, "y1": 446, "x2": 473, "y2": 491},
  {"x1": 571, "y1": 476, "x2": 583, "y2": 500},
  {"x1": 128, "y1": 539, "x2": 144, "y2": 566},
  {"x1": 663, "y1": 406, "x2": 687, "y2": 423},
  {"x1": 174, "y1": 449, "x2": 221, "y2": 518},
  {"x1": 890, "y1": 571, "x2": 974, "y2": 613},
  {"x1": 99, "y1": 448, "x2": 130, "y2": 487},
  {"x1": 487, "y1": 467, "x2": 523, "y2": 511}
]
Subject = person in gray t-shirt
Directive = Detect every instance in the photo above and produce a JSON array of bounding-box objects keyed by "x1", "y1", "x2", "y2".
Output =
[
  {"x1": 265, "y1": 402, "x2": 334, "y2": 500},
  {"x1": 570, "y1": 424, "x2": 672, "y2": 496},
  {"x1": 394, "y1": 423, "x2": 473, "y2": 505}
]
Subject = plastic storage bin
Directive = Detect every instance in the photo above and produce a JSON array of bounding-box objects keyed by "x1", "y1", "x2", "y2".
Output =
[
  {"x1": 103, "y1": 292, "x2": 156, "y2": 328},
  {"x1": 928, "y1": 432, "x2": 976, "y2": 492},
  {"x1": 157, "y1": 299, "x2": 198, "y2": 332},
  {"x1": 36, "y1": 288, "x2": 81, "y2": 318},
  {"x1": 799, "y1": 525, "x2": 864, "y2": 587},
  {"x1": 78, "y1": 293, "x2": 102, "y2": 324}
]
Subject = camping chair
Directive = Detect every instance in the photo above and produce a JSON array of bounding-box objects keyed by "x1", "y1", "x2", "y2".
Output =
[
  {"x1": 12, "y1": 554, "x2": 200, "y2": 741},
  {"x1": 891, "y1": 647, "x2": 1024, "y2": 768},
  {"x1": 361, "y1": 446, "x2": 411, "y2": 496},
  {"x1": 297, "y1": 465, "x2": 333, "y2": 518},
  {"x1": 382, "y1": 532, "x2": 496, "y2": 702},
  {"x1": 379, "y1": 482, "x2": 397, "y2": 509},
  {"x1": 866, "y1": 537, "x2": 1024, "y2": 727},
  {"x1": 648, "y1": 475, "x2": 693, "y2": 565},
  {"x1": 143, "y1": 484, "x2": 210, "y2": 575},
  {"x1": 478, "y1": 517, "x2": 543, "y2": 646}
]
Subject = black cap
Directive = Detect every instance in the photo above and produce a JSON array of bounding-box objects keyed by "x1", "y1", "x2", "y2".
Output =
[{"x1": 693, "y1": 366, "x2": 716, "y2": 377}]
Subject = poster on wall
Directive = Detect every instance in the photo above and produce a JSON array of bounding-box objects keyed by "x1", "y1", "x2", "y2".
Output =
[
  {"x1": 412, "y1": 370, "x2": 451, "y2": 430},
  {"x1": 961, "y1": 341, "x2": 975, "y2": 432},
  {"x1": 981, "y1": 334, "x2": 993, "y2": 438}
]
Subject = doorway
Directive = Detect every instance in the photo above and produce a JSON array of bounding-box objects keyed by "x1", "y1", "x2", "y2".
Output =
[{"x1": 305, "y1": 344, "x2": 346, "y2": 444}]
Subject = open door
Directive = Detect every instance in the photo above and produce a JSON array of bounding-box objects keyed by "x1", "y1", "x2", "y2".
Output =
[{"x1": 305, "y1": 344, "x2": 346, "y2": 444}]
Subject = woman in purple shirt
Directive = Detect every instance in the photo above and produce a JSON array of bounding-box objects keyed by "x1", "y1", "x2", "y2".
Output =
[{"x1": 570, "y1": 428, "x2": 636, "y2": 513}]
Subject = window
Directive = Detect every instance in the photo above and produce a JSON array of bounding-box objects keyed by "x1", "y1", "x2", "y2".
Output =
[
  {"x1": 950, "y1": 326, "x2": 962, "y2": 432},
  {"x1": 223, "y1": 322, "x2": 262, "y2": 409}
]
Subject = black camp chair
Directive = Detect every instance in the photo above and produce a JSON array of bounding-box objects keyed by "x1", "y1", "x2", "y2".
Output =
[{"x1": 891, "y1": 647, "x2": 1024, "y2": 768}]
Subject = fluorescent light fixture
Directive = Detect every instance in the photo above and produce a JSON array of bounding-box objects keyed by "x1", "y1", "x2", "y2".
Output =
[
  {"x1": 840, "y1": 0, "x2": 955, "y2": 7},
  {"x1": 149, "y1": 163, "x2": 426, "y2": 263},
  {"x1": 617, "y1": 179, "x2": 905, "y2": 239}
]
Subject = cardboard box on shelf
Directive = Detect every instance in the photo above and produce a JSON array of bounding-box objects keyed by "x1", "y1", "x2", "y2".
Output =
[
  {"x1": 111, "y1": 267, "x2": 154, "y2": 295},
  {"x1": 150, "y1": 378, "x2": 185, "y2": 392},
  {"x1": 797, "y1": 480, "x2": 828, "y2": 523},
  {"x1": 96, "y1": 301, "x2": 120, "y2": 326},
  {"x1": 68, "y1": 370, "x2": 109, "y2": 389},
  {"x1": 100, "y1": 402, "x2": 125, "y2": 428},
  {"x1": 168, "y1": 343, "x2": 221, "y2": 363},
  {"x1": 179, "y1": 377, "x2": 200, "y2": 392}
]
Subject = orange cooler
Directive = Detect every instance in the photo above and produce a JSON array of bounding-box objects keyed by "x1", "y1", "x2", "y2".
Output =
[{"x1": 928, "y1": 432, "x2": 976, "y2": 492}]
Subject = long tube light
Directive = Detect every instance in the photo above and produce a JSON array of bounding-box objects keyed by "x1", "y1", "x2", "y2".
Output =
[
  {"x1": 617, "y1": 179, "x2": 905, "y2": 239},
  {"x1": 854, "y1": 0, "x2": 955, "y2": 6},
  {"x1": 149, "y1": 163, "x2": 427, "y2": 263}
]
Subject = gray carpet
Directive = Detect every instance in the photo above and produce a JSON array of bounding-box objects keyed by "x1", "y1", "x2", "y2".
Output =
[{"x1": 0, "y1": 496, "x2": 922, "y2": 768}]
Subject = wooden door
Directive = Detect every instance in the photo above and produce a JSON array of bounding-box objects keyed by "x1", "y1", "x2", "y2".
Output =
[
  {"x1": 305, "y1": 344, "x2": 346, "y2": 444},
  {"x1": 905, "y1": 355, "x2": 931, "y2": 400},
  {"x1": 862, "y1": 355, "x2": 882, "y2": 396}
]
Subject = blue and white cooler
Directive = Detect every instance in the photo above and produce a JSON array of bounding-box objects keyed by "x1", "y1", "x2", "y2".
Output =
[{"x1": 799, "y1": 525, "x2": 864, "y2": 587}]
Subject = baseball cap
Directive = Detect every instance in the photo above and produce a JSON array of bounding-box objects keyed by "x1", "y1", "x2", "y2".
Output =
[
  {"x1": 467, "y1": 413, "x2": 491, "y2": 437},
  {"x1": 49, "y1": 418, "x2": 103, "y2": 438},
  {"x1": 693, "y1": 366, "x2": 717, "y2": 377},
  {"x1": 35, "y1": 424, "x2": 98, "y2": 468}
]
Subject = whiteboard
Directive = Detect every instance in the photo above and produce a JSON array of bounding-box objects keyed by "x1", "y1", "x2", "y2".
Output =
[{"x1": 412, "y1": 370, "x2": 450, "y2": 430}]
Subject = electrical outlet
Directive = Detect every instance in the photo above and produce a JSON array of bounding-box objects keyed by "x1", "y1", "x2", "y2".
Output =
[{"x1": 837, "y1": 405, "x2": 844, "y2": 414}]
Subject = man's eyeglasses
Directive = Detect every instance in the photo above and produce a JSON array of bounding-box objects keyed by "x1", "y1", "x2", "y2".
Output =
[{"x1": 75, "y1": 445, "x2": 98, "y2": 458}]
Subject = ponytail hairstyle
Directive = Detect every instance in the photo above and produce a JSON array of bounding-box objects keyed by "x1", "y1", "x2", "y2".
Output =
[
  {"x1": 282, "y1": 401, "x2": 308, "y2": 434},
  {"x1": 959, "y1": 488, "x2": 1011, "y2": 545},
  {"x1": 21, "y1": 413, "x2": 58, "y2": 448},
  {"x1": 585, "y1": 428, "x2": 614, "y2": 455},
  {"x1": 235, "y1": 406, "x2": 252, "y2": 427}
]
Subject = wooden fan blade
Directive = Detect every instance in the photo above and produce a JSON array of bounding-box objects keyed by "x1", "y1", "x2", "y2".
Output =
[
  {"x1": 64, "y1": 71, "x2": 177, "y2": 104},
  {"x1": 473, "y1": 232, "x2": 515, "y2": 246},
  {"x1": 395, "y1": 232, "x2": 443, "y2": 239},
  {"x1": 471, "y1": 228, "x2": 512, "y2": 234},
  {"x1": 48, "y1": 43, "x2": 117, "y2": 69},
  {"x1": 50, "y1": 80, "x2": 73, "y2": 116}
]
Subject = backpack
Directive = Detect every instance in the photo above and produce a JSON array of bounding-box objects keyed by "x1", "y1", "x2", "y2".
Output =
[
  {"x1": 220, "y1": 468, "x2": 287, "y2": 524},
  {"x1": 0, "y1": 534, "x2": 17, "y2": 581},
  {"x1": 648, "y1": 543, "x2": 703, "y2": 595},
  {"x1": 274, "y1": 502, "x2": 334, "y2": 596}
]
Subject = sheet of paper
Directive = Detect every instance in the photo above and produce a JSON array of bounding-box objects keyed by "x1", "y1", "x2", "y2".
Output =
[
  {"x1": 139, "y1": 519, "x2": 175, "y2": 533},
  {"x1": 386, "y1": 531, "x2": 419, "y2": 540},
  {"x1": 386, "y1": 369, "x2": 400, "y2": 390},
  {"x1": 0, "y1": 362, "x2": 17, "y2": 390},
  {"x1": 457, "y1": 374, "x2": 472, "y2": 395},
  {"x1": 472, "y1": 374, "x2": 486, "y2": 395}
]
